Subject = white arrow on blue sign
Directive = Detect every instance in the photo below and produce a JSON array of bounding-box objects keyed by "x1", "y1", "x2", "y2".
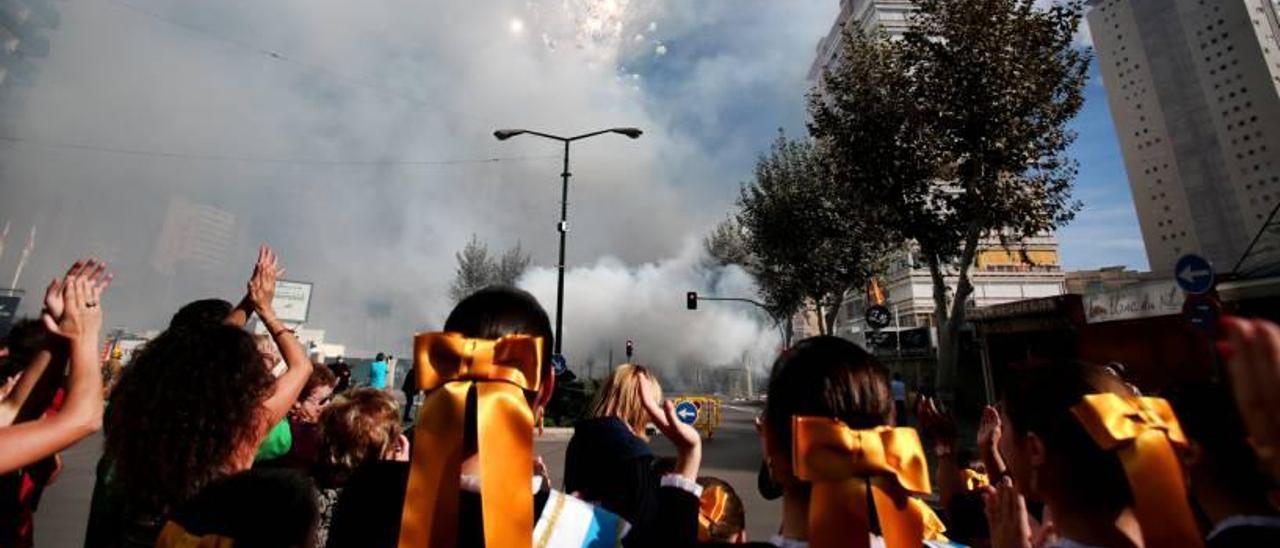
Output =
[
  {"x1": 1174, "y1": 254, "x2": 1216, "y2": 295},
  {"x1": 674, "y1": 401, "x2": 698, "y2": 425}
]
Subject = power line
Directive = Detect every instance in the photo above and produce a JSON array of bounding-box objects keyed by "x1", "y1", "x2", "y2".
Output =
[
  {"x1": 0, "y1": 134, "x2": 557, "y2": 167},
  {"x1": 102, "y1": 0, "x2": 469, "y2": 115}
]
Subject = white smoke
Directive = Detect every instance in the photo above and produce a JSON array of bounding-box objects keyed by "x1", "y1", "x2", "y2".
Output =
[{"x1": 519, "y1": 239, "x2": 780, "y2": 382}]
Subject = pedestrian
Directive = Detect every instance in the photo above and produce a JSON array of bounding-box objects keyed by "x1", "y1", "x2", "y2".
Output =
[
  {"x1": 563, "y1": 363, "x2": 704, "y2": 546},
  {"x1": 96, "y1": 246, "x2": 314, "y2": 547},
  {"x1": 326, "y1": 286, "x2": 696, "y2": 547},
  {"x1": 330, "y1": 356, "x2": 352, "y2": 394},
  {"x1": 312, "y1": 388, "x2": 408, "y2": 547},
  {"x1": 755, "y1": 336, "x2": 951, "y2": 547},
  {"x1": 891, "y1": 372, "x2": 908, "y2": 425},
  {"x1": 0, "y1": 259, "x2": 112, "y2": 548},
  {"x1": 984, "y1": 360, "x2": 1202, "y2": 548},
  {"x1": 369, "y1": 352, "x2": 389, "y2": 390}
]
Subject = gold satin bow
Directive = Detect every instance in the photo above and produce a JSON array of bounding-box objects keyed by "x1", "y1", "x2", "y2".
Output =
[
  {"x1": 398, "y1": 333, "x2": 543, "y2": 548},
  {"x1": 697, "y1": 484, "x2": 731, "y2": 540},
  {"x1": 1071, "y1": 393, "x2": 1204, "y2": 548},
  {"x1": 154, "y1": 522, "x2": 235, "y2": 548},
  {"x1": 791, "y1": 417, "x2": 933, "y2": 548}
]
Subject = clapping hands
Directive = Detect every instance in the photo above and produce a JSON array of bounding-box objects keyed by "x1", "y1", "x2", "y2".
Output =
[
  {"x1": 42, "y1": 259, "x2": 112, "y2": 342},
  {"x1": 247, "y1": 245, "x2": 285, "y2": 322}
]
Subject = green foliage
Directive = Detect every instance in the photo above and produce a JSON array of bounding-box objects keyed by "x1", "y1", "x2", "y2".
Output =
[
  {"x1": 810, "y1": 0, "x2": 1090, "y2": 397},
  {"x1": 448, "y1": 235, "x2": 533, "y2": 303},
  {"x1": 736, "y1": 131, "x2": 890, "y2": 333}
]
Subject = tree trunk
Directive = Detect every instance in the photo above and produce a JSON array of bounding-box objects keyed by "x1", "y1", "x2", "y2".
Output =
[
  {"x1": 933, "y1": 226, "x2": 982, "y2": 403},
  {"x1": 822, "y1": 290, "x2": 845, "y2": 339}
]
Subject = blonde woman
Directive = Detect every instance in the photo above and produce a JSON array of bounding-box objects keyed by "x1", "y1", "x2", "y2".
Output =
[{"x1": 564, "y1": 363, "x2": 703, "y2": 546}]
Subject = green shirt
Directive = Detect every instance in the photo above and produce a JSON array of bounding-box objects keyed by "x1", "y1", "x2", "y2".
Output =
[{"x1": 255, "y1": 419, "x2": 293, "y2": 461}]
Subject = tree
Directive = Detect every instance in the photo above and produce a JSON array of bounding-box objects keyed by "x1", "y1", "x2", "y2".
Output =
[
  {"x1": 736, "y1": 131, "x2": 888, "y2": 335},
  {"x1": 813, "y1": 0, "x2": 1089, "y2": 399},
  {"x1": 448, "y1": 235, "x2": 532, "y2": 303},
  {"x1": 449, "y1": 235, "x2": 493, "y2": 304},
  {"x1": 702, "y1": 216, "x2": 755, "y2": 271},
  {"x1": 495, "y1": 241, "x2": 531, "y2": 286}
]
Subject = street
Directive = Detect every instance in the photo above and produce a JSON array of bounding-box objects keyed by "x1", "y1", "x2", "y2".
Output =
[{"x1": 34, "y1": 404, "x2": 778, "y2": 546}]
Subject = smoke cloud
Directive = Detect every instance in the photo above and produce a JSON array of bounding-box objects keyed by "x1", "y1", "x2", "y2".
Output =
[{"x1": 0, "y1": 0, "x2": 834, "y2": 370}]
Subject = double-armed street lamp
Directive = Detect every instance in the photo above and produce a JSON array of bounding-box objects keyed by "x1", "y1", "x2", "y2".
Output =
[{"x1": 494, "y1": 127, "x2": 643, "y2": 357}]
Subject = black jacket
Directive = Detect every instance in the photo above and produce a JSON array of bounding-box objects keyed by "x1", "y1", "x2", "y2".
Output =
[
  {"x1": 325, "y1": 459, "x2": 699, "y2": 548},
  {"x1": 565, "y1": 416, "x2": 677, "y2": 544}
]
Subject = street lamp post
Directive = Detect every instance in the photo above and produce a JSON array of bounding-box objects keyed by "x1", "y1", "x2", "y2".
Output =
[{"x1": 494, "y1": 127, "x2": 642, "y2": 357}]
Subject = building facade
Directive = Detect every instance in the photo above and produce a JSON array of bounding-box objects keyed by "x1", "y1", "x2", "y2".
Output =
[
  {"x1": 1088, "y1": 0, "x2": 1280, "y2": 274},
  {"x1": 810, "y1": 0, "x2": 917, "y2": 85}
]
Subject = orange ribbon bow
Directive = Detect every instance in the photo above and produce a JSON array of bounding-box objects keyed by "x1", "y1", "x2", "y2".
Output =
[
  {"x1": 792, "y1": 417, "x2": 933, "y2": 548},
  {"x1": 398, "y1": 333, "x2": 543, "y2": 548},
  {"x1": 154, "y1": 522, "x2": 235, "y2": 548},
  {"x1": 1071, "y1": 393, "x2": 1204, "y2": 548},
  {"x1": 697, "y1": 484, "x2": 731, "y2": 540}
]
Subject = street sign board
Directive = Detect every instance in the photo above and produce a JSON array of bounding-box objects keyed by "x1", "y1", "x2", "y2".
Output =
[
  {"x1": 1175, "y1": 254, "x2": 1215, "y2": 295},
  {"x1": 865, "y1": 305, "x2": 892, "y2": 330},
  {"x1": 674, "y1": 401, "x2": 698, "y2": 425},
  {"x1": 551, "y1": 354, "x2": 568, "y2": 376},
  {"x1": 272, "y1": 280, "x2": 313, "y2": 324}
]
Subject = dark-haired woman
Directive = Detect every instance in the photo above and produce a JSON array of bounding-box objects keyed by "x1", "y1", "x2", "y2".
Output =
[
  {"x1": 327, "y1": 286, "x2": 700, "y2": 547},
  {"x1": 98, "y1": 246, "x2": 313, "y2": 547},
  {"x1": 754, "y1": 335, "x2": 954, "y2": 548},
  {"x1": 986, "y1": 361, "x2": 1203, "y2": 548}
]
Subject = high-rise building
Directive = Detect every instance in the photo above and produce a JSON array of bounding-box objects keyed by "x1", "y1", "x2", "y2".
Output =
[
  {"x1": 810, "y1": 0, "x2": 917, "y2": 85},
  {"x1": 151, "y1": 197, "x2": 239, "y2": 299},
  {"x1": 1088, "y1": 0, "x2": 1280, "y2": 274}
]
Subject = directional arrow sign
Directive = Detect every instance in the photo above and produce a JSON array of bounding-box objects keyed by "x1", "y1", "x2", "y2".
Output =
[
  {"x1": 674, "y1": 401, "x2": 698, "y2": 425},
  {"x1": 1174, "y1": 254, "x2": 1216, "y2": 295}
]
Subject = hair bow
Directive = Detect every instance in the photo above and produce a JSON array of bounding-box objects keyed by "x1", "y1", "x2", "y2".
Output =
[
  {"x1": 154, "y1": 522, "x2": 234, "y2": 548},
  {"x1": 1071, "y1": 393, "x2": 1203, "y2": 548},
  {"x1": 697, "y1": 485, "x2": 731, "y2": 540},
  {"x1": 398, "y1": 333, "x2": 543, "y2": 548},
  {"x1": 791, "y1": 417, "x2": 933, "y2": 548}
]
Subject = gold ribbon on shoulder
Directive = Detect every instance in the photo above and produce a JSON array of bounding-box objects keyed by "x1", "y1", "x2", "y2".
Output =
[
  {"x1": 1071, "y1": 393, "x2": 1203, "y2": 548},
  {"x1": 154, "y1": 522, "x2": 235, "y2": 548},
  {"x1": 792, "y1": 417, "x2": 933, "y2": 548},
  {"x1": 398, "y1": 332, "x2": 543, "y2": 548}
]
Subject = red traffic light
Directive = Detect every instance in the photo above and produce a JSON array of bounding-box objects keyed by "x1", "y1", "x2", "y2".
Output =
[{"x1": 686, "y1": 291, "x2": 698, "y2": 310}]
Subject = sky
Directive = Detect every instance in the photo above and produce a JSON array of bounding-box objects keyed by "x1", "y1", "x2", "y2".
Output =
[{"x1": 0, "y1": 0, "x2": 1145, "y2": 373}]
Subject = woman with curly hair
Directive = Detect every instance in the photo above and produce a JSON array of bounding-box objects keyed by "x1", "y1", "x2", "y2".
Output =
[{"x1": 98, "y1": 246, "x2": 313, "y2": 547}]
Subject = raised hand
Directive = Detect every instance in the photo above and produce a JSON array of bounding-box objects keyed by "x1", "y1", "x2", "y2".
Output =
[
  {"x1": 42, "y1": 259, "x2": 112, "y2": 342},
  {"x1": 638, "y1": 372, "x2": 702, "y2": 479},
  {"x1": 984, "y1": 477, "x2": 1033, "y2": 548},
  {"x1": 1220, "y1": 316, "x2": 1280, "y2": 483},
  {"x1": 917, "y1": 396, "x2": 958, "y2": 452},
  {"x1": 247, "y1": 245, "x2": 285, "y2": 321}
]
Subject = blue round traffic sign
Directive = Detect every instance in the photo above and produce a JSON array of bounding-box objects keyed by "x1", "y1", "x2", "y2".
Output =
[
  {"x1": 1175, "y1": 254, "x2": 1216, "y2": 295},
  {"x1": 674, "y1": 401, "x2": 698, "y2": 425},
  {"x1": 551, "y1": 354, "x2": 568, "y2": 376}
]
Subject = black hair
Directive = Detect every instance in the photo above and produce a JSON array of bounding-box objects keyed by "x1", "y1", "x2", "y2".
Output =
[
  {"x1": 1001, "y1": 361, "x2": 1132, "y2": 513},
  {"x1": 168, "y1": 468, "x2": 318, "y2": 548},
  {"x1": 1166, "y1": 382, "x2": 1276, "y2": 495},
  {"x1": 106, "y1": 324, "x2": 274, "y2": 512},
  {"x1": 169, "y1": 299, "x2": 234, "y2": 330},
  {"x1": 0, "y1": 318, "x2": 52, "y2": 379},
  {"x1": 443, "y1": 286, "x2": 554, "y2": 366},
  {"x1": 763, "y1": 336, "x2": 892, "y2": 457},
  {"x1": 375, "y1": 352, "x2": 387, "y2": 362}
]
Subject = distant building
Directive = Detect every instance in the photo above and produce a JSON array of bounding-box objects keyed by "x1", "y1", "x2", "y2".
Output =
[
  {"x1": 1088, "y1": 0, "x2": 1280, "y2": 274},
  {"x1": 837, "y1": 234, "x2": 1066, "y2": 346},
  {"x1": 1064, "y1": 266, "x2": 1153, "y2": 295},
  {"x1": 150, "y1": 197, "x2": 240, "y2": 298}
]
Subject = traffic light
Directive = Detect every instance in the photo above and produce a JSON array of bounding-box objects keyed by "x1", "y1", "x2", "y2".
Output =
[
  {"x1": 686, "y1": 291, "x2": 698, "y2": 310},
  {"x1": 625, "y1": 339, "x2": 634, "y2": 359}
]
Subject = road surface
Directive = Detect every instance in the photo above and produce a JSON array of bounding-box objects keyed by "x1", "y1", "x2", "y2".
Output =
[{"x1": 34, "y1": 404, "x2": 779, "y2": 546}]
